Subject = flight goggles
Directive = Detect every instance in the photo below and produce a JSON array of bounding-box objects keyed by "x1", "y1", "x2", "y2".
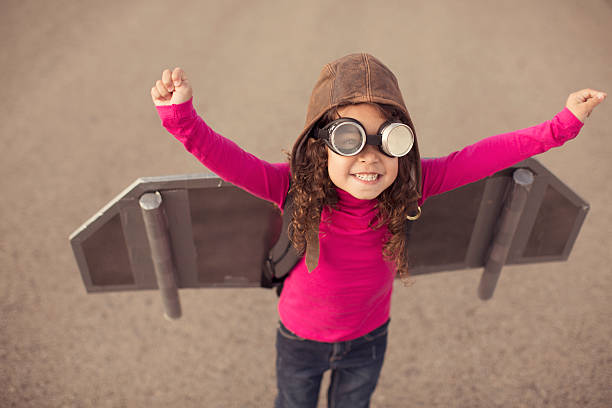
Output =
[{"x1": 315, "y1": 118, "x2": 415, "y2": 157}]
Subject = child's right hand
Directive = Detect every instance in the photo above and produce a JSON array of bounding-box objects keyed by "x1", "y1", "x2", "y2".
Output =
[{"x1": 150, "y1": 67, "x2": 193, "y2": 106}]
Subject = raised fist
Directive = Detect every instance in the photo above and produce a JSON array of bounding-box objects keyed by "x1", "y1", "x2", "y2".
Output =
[
  {"x1": 565, "y1": 88, "x2": 607, "y2": 123},
  {"x1": 151, "y1": 67, "x2": 192, "y2": 106}
]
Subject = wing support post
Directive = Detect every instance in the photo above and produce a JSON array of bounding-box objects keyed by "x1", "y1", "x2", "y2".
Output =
[
  {"x1": 478, "y1": 169, "x2": 535, "y2": 300},
  {"x1": 139, "y1": 191, "x2": 182, "y2": 319}
]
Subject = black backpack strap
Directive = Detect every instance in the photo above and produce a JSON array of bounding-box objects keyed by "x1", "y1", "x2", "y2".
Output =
[{"x1": 261, "y1": 186, "x2": 301, "y2": 296}]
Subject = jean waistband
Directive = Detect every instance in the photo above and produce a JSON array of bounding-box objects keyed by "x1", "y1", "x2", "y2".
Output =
[{"x1": 279, "y1": 318, "x2": 390, "y2": 344}]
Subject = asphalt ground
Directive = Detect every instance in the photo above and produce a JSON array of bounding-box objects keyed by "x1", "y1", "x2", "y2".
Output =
[{"x1": 1, "y1": 0, "x2": 611, "y2": 406}]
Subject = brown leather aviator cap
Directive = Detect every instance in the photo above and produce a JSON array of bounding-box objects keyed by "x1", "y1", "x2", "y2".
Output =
[
  {"x1": 290, "y1": 53, "x2": 423, "y2": 272},
  {"x1": 291, "y1": 52, "x2": 422, "y2": 193}
]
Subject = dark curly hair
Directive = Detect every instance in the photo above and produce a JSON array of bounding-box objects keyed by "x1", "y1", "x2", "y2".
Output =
[{"x1": 288, "y1": 103, "x2": 421, "y2": 282}]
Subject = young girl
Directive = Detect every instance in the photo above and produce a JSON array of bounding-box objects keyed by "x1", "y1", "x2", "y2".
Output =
[{"x1": 151, "y1": 53, "x2": 605, "y2": 408}]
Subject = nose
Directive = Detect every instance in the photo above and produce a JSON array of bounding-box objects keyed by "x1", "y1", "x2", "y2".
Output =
[{"x1": 357, "y1": 145, "x2": 380, "y2": 163}]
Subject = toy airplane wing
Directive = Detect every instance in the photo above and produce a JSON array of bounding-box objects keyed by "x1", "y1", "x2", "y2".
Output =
[
  {"x1": 69, "y1": 174, "x2": 281, "y2": 294},
  {"x1": 409, "y1": 158, "x2": 588, "y2": 275}
]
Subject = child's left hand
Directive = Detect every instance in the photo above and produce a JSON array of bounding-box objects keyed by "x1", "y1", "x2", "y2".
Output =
[{"x1": 565, "y1": 89, "x2": 607, "y2": 123}]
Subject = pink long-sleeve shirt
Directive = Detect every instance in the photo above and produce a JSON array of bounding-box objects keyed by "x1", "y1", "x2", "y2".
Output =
[{"x1": 157, "y1": 99, "x2": 583, "y2": 342}]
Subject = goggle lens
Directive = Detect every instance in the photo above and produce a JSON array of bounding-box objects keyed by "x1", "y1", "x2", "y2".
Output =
[
  {"x1": 385, "y1": 124, "x2": 414, "y2": 157},
  {"x1": 332, "y1": 123, "x2": 364, "y2": 155}
]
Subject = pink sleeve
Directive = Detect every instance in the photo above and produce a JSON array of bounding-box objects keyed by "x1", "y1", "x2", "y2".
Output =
[
  {"x1": 419, "y1": 107, "x2": 584, "y2": 204},
  {"x1": 156, "y1": 98, "x2": 290, "y2": 208}
]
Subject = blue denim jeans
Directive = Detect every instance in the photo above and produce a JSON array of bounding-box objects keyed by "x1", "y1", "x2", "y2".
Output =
[{"x1": 274, "y1": 319, "x2": 389, "y2": 408}]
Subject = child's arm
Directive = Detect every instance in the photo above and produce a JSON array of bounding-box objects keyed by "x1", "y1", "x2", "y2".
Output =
[
  {"x1": 151, "y1": 68, "x2": 290, "y2": 208},
  {"x1": 420, "y1": 89, "x2": 607, "y2": 204}
]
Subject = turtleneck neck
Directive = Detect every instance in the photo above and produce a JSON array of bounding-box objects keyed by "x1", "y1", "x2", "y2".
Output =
[{"x1": 335, "y1": 187, "x2": 378, "y2": 208}]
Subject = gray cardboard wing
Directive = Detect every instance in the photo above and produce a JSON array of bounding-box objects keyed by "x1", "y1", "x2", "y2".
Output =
[
  {"x1": 407, "y1": 158, "x2": 588, "y2": 276},
  {"x1": 70, "y1": 175, "x2": 281, "y2": 293},
  {"x1": 69, "y1": 158, "x2": 588, "y2": 295}
]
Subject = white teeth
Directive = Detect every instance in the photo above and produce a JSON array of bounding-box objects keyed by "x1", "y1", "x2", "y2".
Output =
[{"x1": 354, "y1": 173, "x2": 378, "y2": 181}]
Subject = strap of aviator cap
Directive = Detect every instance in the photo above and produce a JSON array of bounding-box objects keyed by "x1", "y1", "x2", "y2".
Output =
[{"x1": 305, "y1": 226, "x2": 320, "y2": 272}]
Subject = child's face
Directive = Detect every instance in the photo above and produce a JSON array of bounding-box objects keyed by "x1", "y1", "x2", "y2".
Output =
[{"x1": 326, "y1": 103, "x2": 399, "y2": 200}]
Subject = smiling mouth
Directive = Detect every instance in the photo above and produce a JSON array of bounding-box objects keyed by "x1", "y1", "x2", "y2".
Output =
[{"x1": 353, "y1": 173, "x2": 379, "y2": 182}]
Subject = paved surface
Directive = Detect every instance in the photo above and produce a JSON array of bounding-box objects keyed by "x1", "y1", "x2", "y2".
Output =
[{"x1": 1, "y1": 0, "x2": 611, "y2": 406}]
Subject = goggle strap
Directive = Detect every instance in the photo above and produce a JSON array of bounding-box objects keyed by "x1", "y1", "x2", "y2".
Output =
[
  {"x1": 315, "y1": 127, "x2": 327, "y2": 140},
  {"x1": 377, "y1": 121, "x2": 393, "y2": 135},
  {"x1": 366, "y1": 134, "x2": 382, "y2": 146}
]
